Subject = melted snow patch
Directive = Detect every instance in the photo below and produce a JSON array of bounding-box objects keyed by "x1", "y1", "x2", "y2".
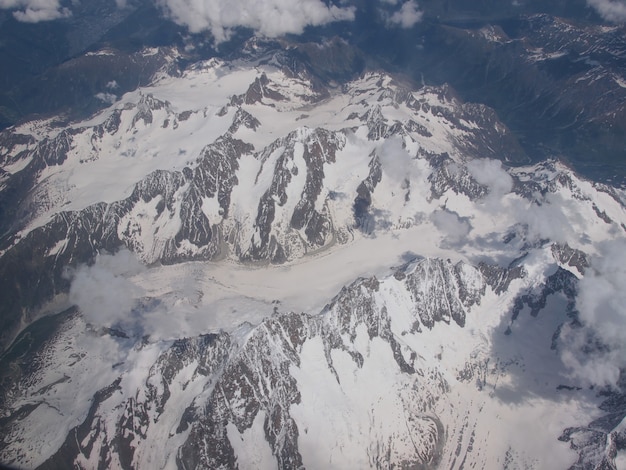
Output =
[{"x1": 227, "y1": 411, "x2": 276, "y2": 469}]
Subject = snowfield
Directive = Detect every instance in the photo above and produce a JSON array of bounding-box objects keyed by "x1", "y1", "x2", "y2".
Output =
[{"x1": 1, "y1": 47, "x2": 626, "y2": 470}]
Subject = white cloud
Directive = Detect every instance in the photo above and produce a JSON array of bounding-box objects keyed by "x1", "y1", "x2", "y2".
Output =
[
  {"x1": 463, "y1": 159, "x2": 586, "y2": 246},
  {"x1": 587, "y1": 0, "x2": 626, "y2": 22},
  {"x1": 387, "y1": 0, "x2": 422, "y2": 28},
  {"x1": 0, "y1": 0, "x2": 422, "y2": 35},
  {"x1": 68, "y1": 249, "x2": 146, "y2": 330},
  {"x1": 67, "y1": 249, "x2": 218, "y2": 341},
  {"x1": 466, "y1": 158, "x2": 513, "y2": 200},
  {"x1": 95, "y1": 92, "x2": 118, "y2": 104},
  {"x1": 516, "y1": 193, "x2": 578, "y2": 244},
  {"x1": 560, "y1": 239, "x2": 626, "y2": 387},
  {"x1": 154, "y1": 0, "x2": 356, "y2": 43},
  {"x1": 0, "y1": 0, "x2": 71, "y2": 22},
  {"x1": 431, "y1": 209, "x2": 472, "y2": 245},
  {"x1": 377, "y1": 136, "x2": 414, "y2": 183},
  {"x1": 466, "y1": 158, "x2": 514, "y2": 215}
]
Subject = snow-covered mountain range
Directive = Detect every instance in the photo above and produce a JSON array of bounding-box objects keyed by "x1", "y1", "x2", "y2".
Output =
[{"x1": 1, "y1": 41, "x2": 626, "y2": 469}]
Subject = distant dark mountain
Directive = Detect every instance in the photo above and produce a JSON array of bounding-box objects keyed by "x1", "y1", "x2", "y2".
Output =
[
  {"x1": 2, "y1": 0, "x2": 625, "y2": 183},
  {"x1": 0, "y1": 0, "x2": 184, "y2": 129}
]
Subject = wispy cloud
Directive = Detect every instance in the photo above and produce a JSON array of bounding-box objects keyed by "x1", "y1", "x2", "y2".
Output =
[
  {"x1": 376, "y1": 0, "x2": 424, "y2": 29},
  {"x1": 0, "y1": 0, "x2": 71, "y2": 22},
  {"x1": 516, "y1": 193, "x2": 580, "y2": 244},
  {"x1": 1, "y1": 0, "x2": 424, "y2": 40},
  {"x1": 431, "y1": 209, "x2": 472, "y2": 246},
  {"x1": 68, "y1": 249, "x2": 146, "y2": 331},
  {"x1": 154, "y1": 0, "x2": 355, "y2": 43},
  {"x1": 561, "y1": 239, "x2": 626, "y2": 387},
  {"x1": 587, "y1": 0, "x2": 626, "y2": 22},
  {"x1": 67, "y1": 249, "x2": 220, "y2": 341},
  {"x1": 387, "y1": 0, "x2": 422, "y2": 28},
  {"x1": 95, "y1": 92, "x2": 118, "y2": 104},
  {"x1": 377, "y1": 136, "x2": 417, "y2": 182},
  {"x1": 466, "y1": 158, "x2": 513, "y2": 201}
]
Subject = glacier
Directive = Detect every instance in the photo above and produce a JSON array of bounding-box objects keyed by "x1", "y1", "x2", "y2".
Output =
[{"x1": 0, "y1": 42, "x2": 625, "y2": 470}]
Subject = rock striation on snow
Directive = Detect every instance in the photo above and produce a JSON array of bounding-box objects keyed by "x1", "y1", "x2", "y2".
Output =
[{"x1": 1, "y1": 43, "x2": 626, "y2": 470}]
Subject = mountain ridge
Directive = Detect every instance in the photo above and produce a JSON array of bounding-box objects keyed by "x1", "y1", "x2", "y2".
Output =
[{"x1": 1, "y1": 38, "x2": 626, "y2": 469}]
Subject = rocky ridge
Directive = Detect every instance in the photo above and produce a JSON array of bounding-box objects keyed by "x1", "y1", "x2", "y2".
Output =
[
  {"x1": 4, "y1": 253, "x2": 618, "y2": 469},
  {"x1": 0, "y1": 44, "x2": 626, "y2": 469}
]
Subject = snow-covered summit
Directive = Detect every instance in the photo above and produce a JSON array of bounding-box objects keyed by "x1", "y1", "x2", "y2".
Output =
[{"x1": 1, "y1": 43, "x2": 626, "y2": 470}]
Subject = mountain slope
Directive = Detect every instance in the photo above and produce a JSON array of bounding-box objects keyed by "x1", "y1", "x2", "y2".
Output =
[
  {"x1": 1, "y1": 43, "x2": 626, "y2": 469},
  {"x1": 1, "y1": 250, "x2": 623, "y2": 469}
]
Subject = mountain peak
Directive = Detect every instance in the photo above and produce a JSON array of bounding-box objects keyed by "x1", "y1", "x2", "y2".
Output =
[{"x1": 2, "y1": 28, "x2": 626, "y2": 469}]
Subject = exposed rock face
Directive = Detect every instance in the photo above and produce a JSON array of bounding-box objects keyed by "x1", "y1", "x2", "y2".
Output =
[
  {"x1": 402, "y1": 258, "x2": 484, "y2": 329},
  {"x1": 560, "y1": 382, "x2": 626, "y2": 470},
  {"x1": 117, "y1": 135, "x2": 253, "y2": 264},
  {"x1": 552, "y1": 243, "x2": 589, "y2": 275},
  {"x1": 2, "y1": 41, "x2": 626, "y2": 470},
  {"x1": 353, "y1": 152, "x2": 382, "y2": 231},
  {"x1": 428, "y1": 155, "x2": 489, "y2": 201},
  {"x1": 245, "y1": 128, "x2": 344, "y2": 262},
  {"x1": 414, "y1": 13, "x2": 626, "y2": 182},
  {"x1": 243, "y1": 73, "x2": 287, "y2": 105},
  {"x1": 0, "y1": 257, "x2": 513, "y2": 469},
  {"x1": 1, "y1": 57, "x2": 548, "y2": 346},
  {"x1": 0, "y1": 50, "x2": 624, "y2": 357},
  {"x1": 4, "y1": 251, "x2": 621, "y2": 469}
]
